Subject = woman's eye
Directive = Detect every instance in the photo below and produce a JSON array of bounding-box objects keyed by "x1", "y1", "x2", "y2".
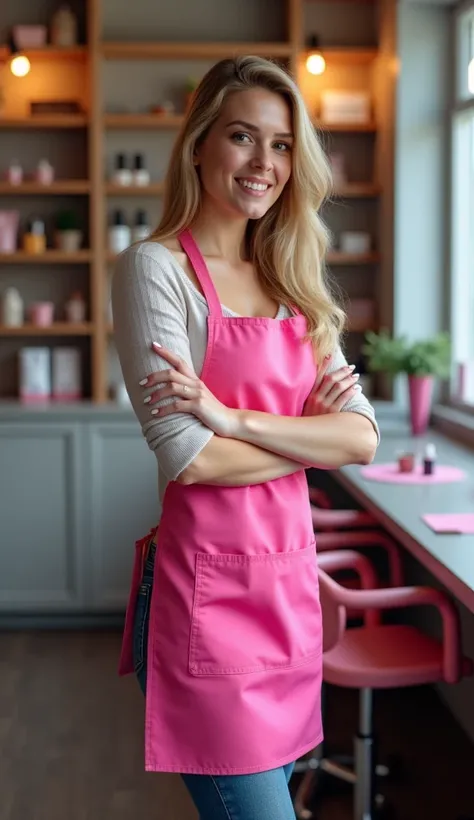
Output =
[
  {"x1": 274, "y1": 142, "x2": 291, "y2": 152},
  {"x1": 232, "y1": 132, "x2": 251, "y2": 143}
]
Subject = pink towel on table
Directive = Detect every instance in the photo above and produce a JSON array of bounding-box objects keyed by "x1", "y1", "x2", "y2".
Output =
[{"x1": 422, "y1": 514, "x2": 474, "y2": 534}]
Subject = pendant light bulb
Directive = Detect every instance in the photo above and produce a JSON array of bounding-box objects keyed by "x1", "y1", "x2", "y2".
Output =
[
  {"x1": 305, "y1": 35, "x2": 326, "y2": 76},
  {"x1": 10, "y1": 54, "x2": 31, "y2": 77}
]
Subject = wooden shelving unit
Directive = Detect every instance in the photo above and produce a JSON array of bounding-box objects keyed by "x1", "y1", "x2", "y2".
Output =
[
  {"x1": 101, "y1": 41, "x2": 293, "y2": 60},
  {"x1": 327, "y1": 252, "x2": 381, "y2": 266},
  {"x1": 0, "y1": 114, "x2": 88, "y2": 128},
  {"x1": 105, "y1": 183, "x2": 164, "y2": 196},
  {"x1": 0, "y1": 0, "x2": 395, "y2": 401},
  {"x1": 0, "y1": 181, "x2": 91, "y2": 195},
  {"x1": 0, "y1": 251, "x2": 92, "y2": 264},
  {"x1": 0, "y1": 323, "x2": 93, "y2": 336},
  {"x1": 103, "y1": 113, "x2": 183, "y2": 130}
]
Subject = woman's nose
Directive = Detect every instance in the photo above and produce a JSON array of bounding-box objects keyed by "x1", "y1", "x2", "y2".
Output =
[{"x1": 250, "y1": 147, "x2": 273, "y2": 171}]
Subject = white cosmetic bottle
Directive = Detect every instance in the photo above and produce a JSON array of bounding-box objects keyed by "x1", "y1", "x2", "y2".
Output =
[
  {"x1": 131, "y1": 210, "x2": 151, "y2": 243},
  {"x1": 108, "y1": 210, "x2": 131, "y2": 254},
  {"x1": 111, "y1": 153, "x2": 132, "y2": 186},
  {"x1": 132, "y1": 153, "x2": 150, "y2": 186}
]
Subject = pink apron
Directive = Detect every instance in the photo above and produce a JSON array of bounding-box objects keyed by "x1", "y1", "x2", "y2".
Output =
[{"x1": 119, "y1": 229, "x2": 323, "y2": 775}]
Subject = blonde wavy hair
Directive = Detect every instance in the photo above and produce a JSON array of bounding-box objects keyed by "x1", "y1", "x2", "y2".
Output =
[{"x1": 150, "y1": 55, "x2": 345, "y2": 361}]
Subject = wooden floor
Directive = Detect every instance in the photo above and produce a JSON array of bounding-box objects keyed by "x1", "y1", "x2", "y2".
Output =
[{"x1": 0, "y1": 630, "x2": 473, "y2": 820}]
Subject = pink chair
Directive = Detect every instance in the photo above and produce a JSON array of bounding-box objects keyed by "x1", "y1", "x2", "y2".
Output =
[
  {"x1": 316, "y1": 529, "x2": 404, "y2": 589},
  {"x1": 293, "y1": 550, "x2": 474, "y2": 820},
  {"x1": 309, "y1": 486, "x2": 378, "y2": 532}
]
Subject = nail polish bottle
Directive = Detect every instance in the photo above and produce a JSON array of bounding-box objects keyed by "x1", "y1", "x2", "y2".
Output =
[
  {"x1": 111, "y1": 153, "x2": 132, "y2": 186},
  {"x1": 131, "y1": 209, "x2": 151, "y2": 243},
  {"x1": 423, "y1": 443, "x2": 437, "y2": 476},
  {"x1": 132, "y1": 153, "x2": 150, "y2": 186}
]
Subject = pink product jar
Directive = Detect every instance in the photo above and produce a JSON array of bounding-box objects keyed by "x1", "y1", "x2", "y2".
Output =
[
  {"x1": 0, "y1": 211, "x2": 20, "y2": 253},
  {"x1": 29, "y1": 302, "x2": 54, "y2": 327}
]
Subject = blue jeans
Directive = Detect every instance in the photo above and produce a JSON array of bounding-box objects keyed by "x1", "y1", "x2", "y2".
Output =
[{"x1": 132, "y1": 542, "x2": 298, "y2": 820}]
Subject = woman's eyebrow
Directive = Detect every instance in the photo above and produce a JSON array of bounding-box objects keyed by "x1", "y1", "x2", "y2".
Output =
[{"x1": 225, "y1": 119, "x2": 293, "y2": 138}]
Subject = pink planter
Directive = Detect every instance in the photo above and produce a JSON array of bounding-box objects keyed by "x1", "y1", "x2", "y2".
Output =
[{"x1": 407, "y1": 374, "x2": 433, "y2": 436}]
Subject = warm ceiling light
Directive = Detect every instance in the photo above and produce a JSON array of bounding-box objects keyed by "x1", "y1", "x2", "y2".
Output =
[
  {"x1": 468, "y1": 57, "x2": 474, "y2": 95},
  {"x1": 306, "y1": 35, "x2": 326, "y2": 76},
  {"x1": 10, "y1": 54, "x2": 31, "y2": 77}
]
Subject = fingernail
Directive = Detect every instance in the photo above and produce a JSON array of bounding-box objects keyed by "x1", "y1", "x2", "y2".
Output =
[
  {"x1": 352, "y1": 372, "x2": 360, "y2": 379},
  {"x1": 348, "y1": 364, "x2": 356, "y2": 371},
  {"x1": 139, "y1": 378, "x2": 148, "y2": 386},
  {"x1": 151, "y1": 408, "x2": 159, "y2": 415},
  {"x1": 152, "y1": 342, "x2": 162, "y2": 348},
  {"x1": 143, "y1": 396, "x2": 151, "y2": 404}
]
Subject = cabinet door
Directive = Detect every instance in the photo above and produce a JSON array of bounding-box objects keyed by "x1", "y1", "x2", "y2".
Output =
[
  {"x1": 87, "y1": 423, "x2": 159, "y2": 611},
  {"x1": 0, "y1": 423, "x2": 85, "y2": 612}
]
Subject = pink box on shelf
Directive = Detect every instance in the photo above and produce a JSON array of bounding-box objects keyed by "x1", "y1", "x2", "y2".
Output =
[
  {"x1": 19, "y1": 347, "x2": 51, "y2": 403},
  {"x1": 12, "y1": 25, "x2": 47, "y2": 48},
  {"x1": 52, "y1": 348, "x2": 82, "y2": 401}
]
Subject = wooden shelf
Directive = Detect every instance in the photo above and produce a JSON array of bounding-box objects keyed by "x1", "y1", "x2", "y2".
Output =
[
  {"x1": 0, "y1": 251, "x2": 92, "y2": 264},
  {"x1": 347, "y1": 320, "x2": 377, "y2": 333},
  {"x1": 101, "y1": 41, "x2": 292, "y2": 60},
  {"x1": 333, "y1": 184, "x2": 381, "y2": 198},
  {"x1": 0, "y1": 181, "x2": 91, "y2": 195},
  {"x1": 0, "y1": 115, "x2": 88, "y2": 129},
  {"x1": 0, "y1": 46, "x2": 87, "y2": 63},
  {"x1": 0, "y1": 323, "x2": 93, "y2": 336},
  {"x1": 316, "y1": 47, "x2": 378, "y2": 65},
  {"x1": 105, "y1": 182, "x2": 164, "y2": 195},
  {"x1": 104, "y1": 113, "x2": 183, "y2": 129},
  {"x1": 316, "y1": 120, "x2": 378, "y2": 133},
  {"x1": 0, "y1": 0, "x2": 394, "y2": 404},
  {"x1": 327, "y1": 252, "x2": 380, "y2": 266}
]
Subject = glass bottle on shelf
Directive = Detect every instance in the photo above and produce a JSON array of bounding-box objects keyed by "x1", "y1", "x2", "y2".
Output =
[
  {"x1": 132, "y1": 154, "x2": 150, "y2": 186},
  {"x1": 1, "y1": 286, "x2": 24, "y2": 326},
  {"x1": 108, "y1": 210, "x2": 131, "y2": 254},
  {"x1": 50, "y1": 4, "x2": 78, "y2": 47},
  {"x1": 131, "y1": 210, "x2": 151, "y2": 243},
  {"x1": 111, "y1": 154, "x2": 132, "y2": 186}
]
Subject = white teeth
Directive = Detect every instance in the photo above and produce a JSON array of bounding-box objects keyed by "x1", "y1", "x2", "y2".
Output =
[{"x1": 238, "y1": 179, "x2": 269, "y2": 191}]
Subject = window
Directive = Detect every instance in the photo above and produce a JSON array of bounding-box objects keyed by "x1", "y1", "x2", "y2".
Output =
[{"x1": 451, "y1": 4, "x2": 474, "y2": 407}]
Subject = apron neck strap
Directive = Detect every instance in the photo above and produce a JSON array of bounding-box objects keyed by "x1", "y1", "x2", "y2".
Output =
[{"x1": 178, "y1": 230, "x2": 223, "y2": 318}]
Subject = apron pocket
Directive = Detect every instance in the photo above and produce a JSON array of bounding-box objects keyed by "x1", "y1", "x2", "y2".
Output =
[{"x1": 189, "y1": 541, "x2": 321, "y2": 676}]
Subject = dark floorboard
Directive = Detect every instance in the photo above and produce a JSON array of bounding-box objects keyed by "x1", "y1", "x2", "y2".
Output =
[{"x1": 0, "y1": 631, "x2": 473, "y2": 820}]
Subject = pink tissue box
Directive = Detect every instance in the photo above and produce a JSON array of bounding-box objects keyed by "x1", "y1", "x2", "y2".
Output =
[{"x1": 13, "y1": 25, "x2": 47, "y2": 49}]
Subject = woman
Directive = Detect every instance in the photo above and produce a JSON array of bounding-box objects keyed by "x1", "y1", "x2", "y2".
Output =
[{"x1": 112, "y1": 56, "x2": 379, "y2": 820}]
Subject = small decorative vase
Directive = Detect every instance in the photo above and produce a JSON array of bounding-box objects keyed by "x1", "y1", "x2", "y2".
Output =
[
  {"x1": 407, "y1": 374, "x2": 434, "y2": 436},
  {"x1": 54, "y1": 230, "x2": 83, "y2": 252}
]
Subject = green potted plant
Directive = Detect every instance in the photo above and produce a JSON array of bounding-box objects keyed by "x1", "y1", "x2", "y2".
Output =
[
  {"x1": 362, "y1": 330, "x2": 451, "y2": 435},
  {"x1": 54, "y1": 209, "x2": 83, "y2": 252}
]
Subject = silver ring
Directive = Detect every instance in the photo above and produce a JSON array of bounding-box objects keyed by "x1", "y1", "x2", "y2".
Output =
[{"x1": 183, "y1": 385, "x2": 189, "y2": 394}]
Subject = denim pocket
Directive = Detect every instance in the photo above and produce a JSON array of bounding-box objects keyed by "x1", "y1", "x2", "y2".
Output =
[{"x1": 133, "y1": 582, "x2": 152, "y2": 678}]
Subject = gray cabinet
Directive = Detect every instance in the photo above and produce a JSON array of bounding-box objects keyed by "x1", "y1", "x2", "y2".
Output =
[
  {"x1": 87, "y1": 422, "x2": 158, "y2": 611},
  {"x1": 0, "y1": 407, "x2": 159, "y2": 622}
]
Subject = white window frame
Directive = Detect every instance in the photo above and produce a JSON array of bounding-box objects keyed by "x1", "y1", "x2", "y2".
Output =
[{"x1": 449, "y1": 1, "x2": 474, "y2": 413}]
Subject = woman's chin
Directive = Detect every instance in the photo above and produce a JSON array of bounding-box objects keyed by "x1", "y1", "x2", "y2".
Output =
[{"x1": 232, "y1": 198, "x2": 271, "y2": 221}]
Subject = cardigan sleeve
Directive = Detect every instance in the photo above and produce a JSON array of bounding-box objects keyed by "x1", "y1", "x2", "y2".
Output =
[{"x1": 111, "y1": 245, "x2": 214, "y2": 481}]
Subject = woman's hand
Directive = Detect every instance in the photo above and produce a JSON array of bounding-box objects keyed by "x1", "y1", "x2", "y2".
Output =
[
  {"x1": 140, "y1": 343, "x2": 240, "y2": 437},
  {"x1": 303, "y1": 356, "x2": 359, "y2": 416}
]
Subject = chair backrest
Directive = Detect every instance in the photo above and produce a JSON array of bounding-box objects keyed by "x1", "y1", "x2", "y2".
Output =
[{"x1": 318, "y1": 567, "x2": 347, "y2": 652}]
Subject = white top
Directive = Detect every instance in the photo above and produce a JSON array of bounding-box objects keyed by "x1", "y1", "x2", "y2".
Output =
[{"x1": 112, "y1": 241, "x2": 380, "y2": 501}]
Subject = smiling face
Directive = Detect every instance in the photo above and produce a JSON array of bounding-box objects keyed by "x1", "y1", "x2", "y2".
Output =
[{"x1": 194, "y1": 87, "x2": 294, "y2": 221}]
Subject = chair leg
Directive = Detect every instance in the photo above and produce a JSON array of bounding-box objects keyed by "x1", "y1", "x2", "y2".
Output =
[{"x1": 354, "y1": 687, "x2": 376, "y2": 820}]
